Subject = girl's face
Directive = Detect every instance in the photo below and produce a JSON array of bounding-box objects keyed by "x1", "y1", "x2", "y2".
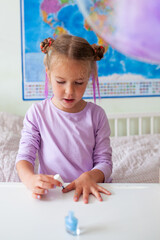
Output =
[{"x1": 47, "y1": 56, "x2": 90, "y2": 113}]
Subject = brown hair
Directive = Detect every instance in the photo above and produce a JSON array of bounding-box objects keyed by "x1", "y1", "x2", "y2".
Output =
[{"x1": 40, "y1": 34, "x2": 105, "y2": 70}]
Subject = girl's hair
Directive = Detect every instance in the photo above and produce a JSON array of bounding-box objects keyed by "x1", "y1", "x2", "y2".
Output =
[{"x1": 40, "y1": 34, "x2": 105, "y2": 102}]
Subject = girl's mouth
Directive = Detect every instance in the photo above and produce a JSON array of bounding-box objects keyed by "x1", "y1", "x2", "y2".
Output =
[{"x1": 63, "y1": 98, "x2": 75, "y2": 103}]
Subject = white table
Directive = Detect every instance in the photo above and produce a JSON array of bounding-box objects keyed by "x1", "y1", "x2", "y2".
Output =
[{"x1": 0, "y1": 183, "x2": 159, "y2": 240}]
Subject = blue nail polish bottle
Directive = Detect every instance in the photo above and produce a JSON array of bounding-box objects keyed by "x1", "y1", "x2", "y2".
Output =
[{"x1": 65, "y1": 211, "x2": 79, "y2": 236}]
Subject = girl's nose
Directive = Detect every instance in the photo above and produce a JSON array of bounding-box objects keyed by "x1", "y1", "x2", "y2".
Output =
[{"x1": 65, "y1": 84, "x2": 74, "y2": 95}]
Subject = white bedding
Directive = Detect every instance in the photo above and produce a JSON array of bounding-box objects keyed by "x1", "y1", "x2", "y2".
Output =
[
  {"x1": 0, "y1": 112, "x2": 23, "y2": 182},
  {"x1": 111, "y1": 134, "x2": 160, "y2": 183},
  {"x1": 0, "y1": 112, "x2": 160, "y2": 183}
]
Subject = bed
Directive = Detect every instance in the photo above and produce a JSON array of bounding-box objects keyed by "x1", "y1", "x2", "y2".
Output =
[{"x1": 0, "y1": 111, "x2": 160, "y2": 183}]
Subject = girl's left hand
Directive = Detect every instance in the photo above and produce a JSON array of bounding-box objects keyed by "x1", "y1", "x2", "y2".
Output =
[{"x1": 62, "y1": 171, "x2": 111, "y2": 204}]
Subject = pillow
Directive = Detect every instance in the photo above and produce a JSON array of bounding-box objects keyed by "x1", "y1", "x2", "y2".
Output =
[
  {"x1": 0, "y1": 112, "x2": 24, "y2": 182},
  {"x1": 111, "y1": 134, "x2": 160, "y2": 183}
]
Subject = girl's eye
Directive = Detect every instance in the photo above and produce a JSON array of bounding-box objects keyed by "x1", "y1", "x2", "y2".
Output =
[
  {"x1": 57, "y1": 81, "x2": 65, "y2": 84},
  {"x1": 75, "y1": 82, "x2": 84, "y2": 85}
]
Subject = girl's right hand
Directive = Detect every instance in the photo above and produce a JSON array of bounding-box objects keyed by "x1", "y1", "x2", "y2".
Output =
[{"x1": 26, "y1": 174, "x2": 62, "y2": 199}]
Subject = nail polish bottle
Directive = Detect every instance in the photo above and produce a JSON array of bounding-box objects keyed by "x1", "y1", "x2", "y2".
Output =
[
  {"x1": 54, "y1": 174, "x2": 65, "y2": 189},
  {"x1": 65, "y1": 211, "x2": 79, "y2": 236}
]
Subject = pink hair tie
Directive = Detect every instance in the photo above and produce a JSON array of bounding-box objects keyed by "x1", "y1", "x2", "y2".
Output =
[
  {"x1": 92, "y1": 63, "x2": 101, "y2": 103},
  {"x1": 48, "y1": 40, "x2": 52, "y2": 47},
  {"x1": 92, "y1": 73, "x2": 96, "y2": 103},
  {"x1": 45, "y1": 72, "x2": 49, "y2": 98}
]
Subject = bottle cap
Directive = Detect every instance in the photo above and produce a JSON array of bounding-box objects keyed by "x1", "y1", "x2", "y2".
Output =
[{"x1": 54, "y1": 174, "x2": 65, "y2": 188}]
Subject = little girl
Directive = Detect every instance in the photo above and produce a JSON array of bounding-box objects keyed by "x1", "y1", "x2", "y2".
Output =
[{"x1": 16, "y1": 34, "x2": 112, "y2": 204}]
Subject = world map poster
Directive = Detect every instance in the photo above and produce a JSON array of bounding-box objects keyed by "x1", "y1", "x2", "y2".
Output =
[{"x1": 21, "y1": 0, "x2": 160, "y2": 100}]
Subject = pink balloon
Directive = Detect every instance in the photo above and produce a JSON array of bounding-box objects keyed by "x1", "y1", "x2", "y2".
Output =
[{"x1": 77, "y1": 0, "x2": 160, "y2": 64}]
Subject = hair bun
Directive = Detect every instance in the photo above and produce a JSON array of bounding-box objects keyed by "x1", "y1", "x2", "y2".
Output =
[
  {"x1": 92, "y1": 44, "x2": 105, "y2": 61},
  {"x1": 40, "y1": 37, "x2": 55, "y2": 54}
]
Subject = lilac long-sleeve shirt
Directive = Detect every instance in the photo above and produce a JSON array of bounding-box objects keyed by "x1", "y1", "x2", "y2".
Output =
[{"x1": 16, "y1": 99, "x2": 112, "y2": 182}]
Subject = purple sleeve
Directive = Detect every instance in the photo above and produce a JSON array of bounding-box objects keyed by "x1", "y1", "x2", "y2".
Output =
[
  {"x1": 92, "y1": 109, "x2": 112, "y2": 182},
  {"x1": 16, "y1": 105, "x2": 41, "y2": 167}
]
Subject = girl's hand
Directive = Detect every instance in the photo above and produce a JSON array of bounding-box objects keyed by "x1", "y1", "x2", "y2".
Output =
[
  {"x1": 62, "y1": 170, "x2": 111, "y2": 204},
  {"x1": 26, "y1": 174, "x2": 62, "y2": 200}
]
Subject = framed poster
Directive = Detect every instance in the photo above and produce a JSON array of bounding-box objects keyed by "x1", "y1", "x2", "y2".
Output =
[{"x1": 21, "y1": 0, "x2": 160, "y2": 100}]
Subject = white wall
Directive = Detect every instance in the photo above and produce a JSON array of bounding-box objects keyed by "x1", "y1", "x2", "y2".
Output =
[{"x1": 0, "y1": 1, "x2": 160, "y2": 117}]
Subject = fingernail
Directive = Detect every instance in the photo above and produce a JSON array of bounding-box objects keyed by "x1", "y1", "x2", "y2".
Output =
[
  {"x1": 44, "y1": 190, "x2": 48, "y2": 194},
  {"x1": 74, "y1": 197, "x2": 78, "y2": 201},
  {"x1": 37, "y1": 195, "x2": 41, "y2": 199},
  {"x1": 54, "y1": 185, "x2": 56, "y2": 189}
]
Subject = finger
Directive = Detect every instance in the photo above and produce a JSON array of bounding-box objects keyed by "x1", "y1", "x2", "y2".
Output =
[
  {"x1": 33, "y1": 187, "x2": 48, "y2": 195},
  {"x1": 37, "y1": 180, "x2": 55, "y2": 190},
  {"x1": 62, "y1": 182, "x2": 75, "y2": 193},
  {"x1": 73, "y1": 188, "x2": 82, "y2": 202},
  {"x1": 91, "y1": 187, "x2": 103, "y2": 202},
  {"x1": 97, "y1": 185, "x2": 111, "y2": 195},
  {"x1": 83, "y1": 188, "x2": 89, "y2": 204},
  {"x1": 47, "y1": 175, "x2": 63, "y2": 187},
  {"x1": 32, "y1": 192, "x2": 41, "y2": 200},
  {"x1": 37, "y1": 174, "x2": 62, "y2": 187}
]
